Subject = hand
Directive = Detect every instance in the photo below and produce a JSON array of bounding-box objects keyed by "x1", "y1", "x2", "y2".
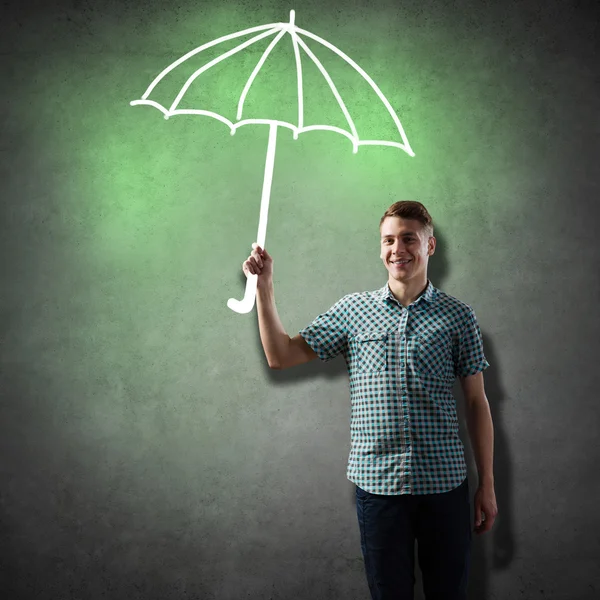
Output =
[
  {"x1": 474, "y1": 483, "x2": 498, "y2": 535},
  {"x1": 243, "y1": 243, "x2": 273, "y2": 287}
]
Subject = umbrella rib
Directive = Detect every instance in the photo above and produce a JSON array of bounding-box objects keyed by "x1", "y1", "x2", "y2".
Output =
[
  {"x1": 169, "y1": 27, "x2": 281, "y2": 114},
  {"x1": 293, "y1": 34, "x2": 359, "y2": 145},
  {"x1": 290, "y1": 30, "x2": 304, "y2": 133},
  {"x1": 293, "y1": 25, "x2": 413, "y2": 154},
  {"x1": 141, "y1": 22, "x2": 285, "y2": 100},
  {"x1": 237, "y1": 28, "x2": 288, "y2": 121}
]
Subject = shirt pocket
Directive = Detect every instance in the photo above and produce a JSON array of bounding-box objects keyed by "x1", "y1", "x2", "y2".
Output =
[
  {"x1": 352, "y1": 331, "x2": 388, "y2": 373},
  {"x1": 416, "y1": 330, "x2": 454, "y2": 380}
]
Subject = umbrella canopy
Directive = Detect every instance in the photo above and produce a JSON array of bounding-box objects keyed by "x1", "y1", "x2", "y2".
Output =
[{"x1": 131, "y1": 10, "x2": 414, "y2": 156}]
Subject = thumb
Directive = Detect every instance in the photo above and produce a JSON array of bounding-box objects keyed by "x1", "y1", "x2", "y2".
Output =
[{"x1": 261, "y1": 247, "x2": 272, "y2": 260}]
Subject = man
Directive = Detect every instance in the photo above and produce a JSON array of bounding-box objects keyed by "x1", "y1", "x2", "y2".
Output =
[{"x1": 242, "y1": 200, "x2": 498, "y2": 600}]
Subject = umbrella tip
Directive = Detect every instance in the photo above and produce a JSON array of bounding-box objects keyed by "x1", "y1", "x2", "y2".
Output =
[{"x1": 289, "y1": 10, "x2": 295, "y2": 26}]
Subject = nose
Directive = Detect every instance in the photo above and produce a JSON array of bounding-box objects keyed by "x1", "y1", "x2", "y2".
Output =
[{"x1": 392, "y1": 241, "x2": 407, "y2": 254}]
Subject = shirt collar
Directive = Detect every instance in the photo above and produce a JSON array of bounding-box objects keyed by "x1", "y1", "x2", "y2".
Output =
[{"x1": 379, "y1": 279, "x2": 438, "y2": 308}]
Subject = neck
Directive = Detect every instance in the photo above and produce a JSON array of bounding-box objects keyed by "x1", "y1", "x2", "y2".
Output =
[{"x1": 388, "y1": 277, "x2": 429, "y2": 307}]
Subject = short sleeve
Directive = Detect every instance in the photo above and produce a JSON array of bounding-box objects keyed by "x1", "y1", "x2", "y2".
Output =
[
  {"x1": 299, "y1": 296, "x2": 348, "y2": 363},
  {"x1": 455, "y1": 308, "x2": 490, "y2": 378}
]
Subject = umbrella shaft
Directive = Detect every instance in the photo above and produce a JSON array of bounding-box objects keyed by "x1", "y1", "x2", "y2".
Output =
[{"x1": 255, "y1": 122, "x2": 278, "y2": 249}]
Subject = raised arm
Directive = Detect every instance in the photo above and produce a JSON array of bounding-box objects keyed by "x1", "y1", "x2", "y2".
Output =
[{"x1": 244, "y1": 244, "x2": 317, "y2": 369}]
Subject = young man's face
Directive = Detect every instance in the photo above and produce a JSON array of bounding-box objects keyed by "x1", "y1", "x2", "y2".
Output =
[{"x1": 380, "y1": 217, "x2": 435, "y2": 282}]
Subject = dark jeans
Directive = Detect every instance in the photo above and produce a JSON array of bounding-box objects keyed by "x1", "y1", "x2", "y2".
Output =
[{"x1": 356, "y1": 477, "x2": 471, "y2": 600}]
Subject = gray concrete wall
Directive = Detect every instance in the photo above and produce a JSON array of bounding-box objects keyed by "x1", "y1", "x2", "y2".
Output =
[{"x1": 1, "y1": 0, "x2": 598, "y2": 598}]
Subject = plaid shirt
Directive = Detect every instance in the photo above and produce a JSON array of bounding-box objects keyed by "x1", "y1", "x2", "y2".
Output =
[{"x1": 299, "y1": 279, "x2": 490, "y2": 495}]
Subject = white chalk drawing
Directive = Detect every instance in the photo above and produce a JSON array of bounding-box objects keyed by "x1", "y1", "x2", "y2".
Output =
[{"x1": 130, "y1": 9, "x2": 414, "y2": 314}]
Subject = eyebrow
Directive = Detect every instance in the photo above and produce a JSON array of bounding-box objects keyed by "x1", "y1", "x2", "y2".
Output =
[{"x1": 381, "y1": 232, "x2": 418, "y2": 238}]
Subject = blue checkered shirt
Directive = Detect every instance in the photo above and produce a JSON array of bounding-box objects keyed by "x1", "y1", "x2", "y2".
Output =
[{"x1": 299, "y1": 279, "x2": 490, "y2": 495}]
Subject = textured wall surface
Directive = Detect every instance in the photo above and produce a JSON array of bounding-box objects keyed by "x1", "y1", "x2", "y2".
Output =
[{"x1": 1, "y1": 0, "x2": 599, "y2": 598}]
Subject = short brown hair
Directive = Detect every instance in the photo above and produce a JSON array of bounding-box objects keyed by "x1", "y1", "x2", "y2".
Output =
[{"x1": 379, "y1": 201, "x2": 434, "y2": 239}]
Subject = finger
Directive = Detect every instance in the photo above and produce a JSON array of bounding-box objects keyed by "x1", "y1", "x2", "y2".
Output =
[
  {"x1": 250, "y1": 254, "x2": 263, "y2": 269},
  {"x1": 250, "y1": 257, "x2": 262, "y2": 272},
  {"x1": 475, "y1": 518, "x2": 487, "y2": 535},
  {"x1": 247, "y1": 259, "x2": 259, "y2": 274},
  {"x1": 484, "y1": 514, "x2": 496, "y2": 532},
  {"x1": 256, "y1": 245, "x2": 269, "y2": 262},
  {"x1": 250, "y1": 250, "x2": 263, "y2": 266},
  {"x1": 474, "y1": 507, "x2": 483, "y2": 528},
  {"x1": 477, "y1": 521, "x2": 491, "y2": 534}
]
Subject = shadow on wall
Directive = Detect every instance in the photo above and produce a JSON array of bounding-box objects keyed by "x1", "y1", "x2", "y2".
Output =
[{"x1": 247, "y1": 224, "x2": 516, "y2": 600}]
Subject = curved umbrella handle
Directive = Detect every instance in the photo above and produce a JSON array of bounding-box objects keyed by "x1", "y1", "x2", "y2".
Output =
[
  {"x1": 227, "y1": 123, "x2": 278, "y2": 314},
  {"x1": 227, "y1": 274, "x2": 258, "y2": 314}
]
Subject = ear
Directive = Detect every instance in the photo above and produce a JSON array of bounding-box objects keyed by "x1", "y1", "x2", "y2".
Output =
[{"x1": 428, "y1": 236, "x2": 436, "y2": 255}]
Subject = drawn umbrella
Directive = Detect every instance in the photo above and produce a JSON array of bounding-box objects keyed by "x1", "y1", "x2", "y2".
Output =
[{"x1": 130, "y1": 9, "x2": 415, "y2": 314}]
